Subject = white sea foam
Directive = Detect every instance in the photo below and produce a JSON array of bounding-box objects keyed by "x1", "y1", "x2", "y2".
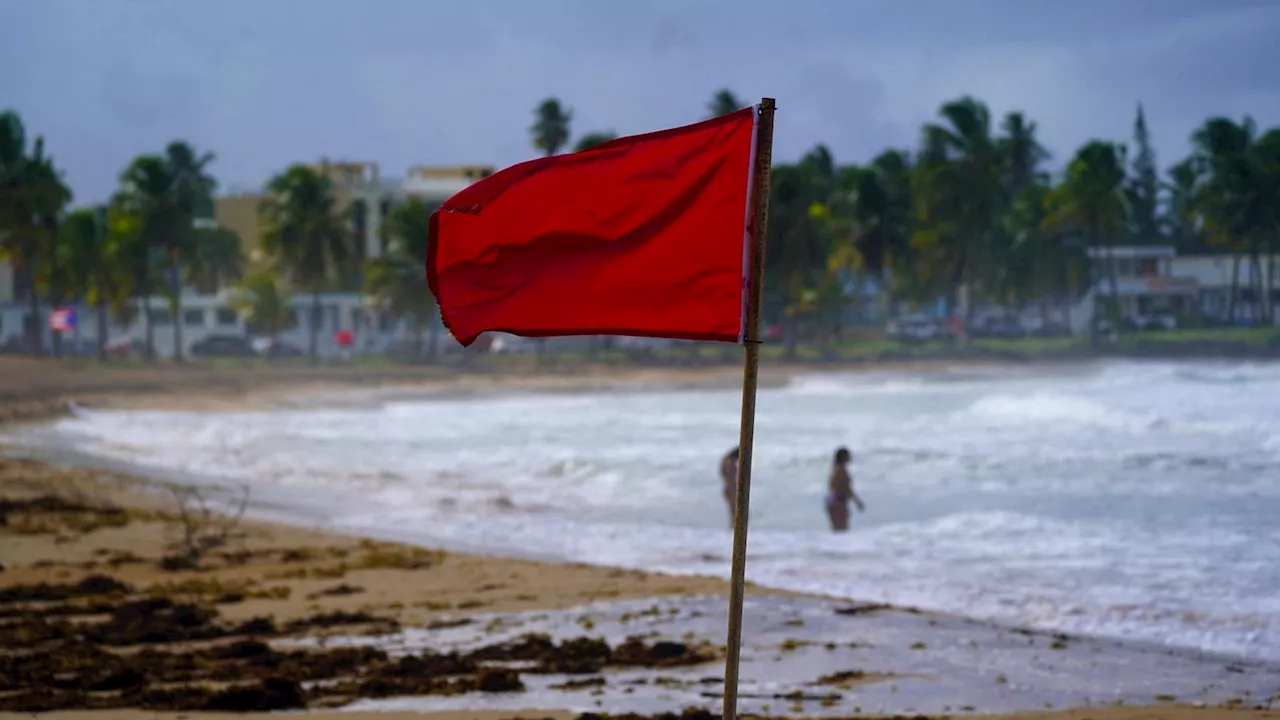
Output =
[{"x1": 9, "y1": 360, "x2": 1280, "y2": 660}]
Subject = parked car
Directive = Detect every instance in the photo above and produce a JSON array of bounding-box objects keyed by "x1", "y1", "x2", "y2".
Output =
[
  {"x1": 1123, "y1": 314, "x2": 1178, "y2": 332},
  {"x1": 969, "y1": 315, "x2": 1026, "y2": 339},
  {"x1": 103, "y1": 337, "x2": 147, "y2": 358},
  {"x1": 887, "y1": 316, "x2": 944, "y2": 343},
  {"x1": 251, "y1": 337, "x2": 304, "y2": 357},
  {"x1": 190, "y1": 334, "x2": 257, "y2": 357},
  {"x1": 1029, "y1": 319, "x2": 1071, "y2": 337}
]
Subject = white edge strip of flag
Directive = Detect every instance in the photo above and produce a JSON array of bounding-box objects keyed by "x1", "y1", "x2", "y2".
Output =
[{"x1": 738, "y1": 104, "x2": 761, "y2": 345}]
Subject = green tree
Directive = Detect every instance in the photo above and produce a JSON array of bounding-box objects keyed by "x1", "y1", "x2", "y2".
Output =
[
  {"x1": 1127, "y1": 105, "x2": 1162, "y2": 245},
  {"x1": 162, "y1": 141, "x2": 218, "y2": 358},
  {"x1": 186, "y1": 220, "x2": 243, "y2": 294},
  {"x1": 1046, "y1": 141, "x2": 1130, "y2": 333},
  {"x1": 1189, "y1": 117, "x2": 1276, "y2": 324},
  {"x1": 832, "y1": 154, "x2": 913, "y2": 325},
  {"x1": 573, "y1": 131, "x2": 618, "y2": 153},
  {"x1": 916, "y1": 97, "x2": 1004, "y2": 322},
  {"x1": 765, "y1": 159, "x2": 836, "y2": 356},
  {"x1": 0, "y1": 111, "x2": 71, "y2": 355},
  {"x1": 707, "y1": 89, "x2": 745, "y2": 118},
  {"x1": 529, "y1": 98, "x2": 573, "y2": 359},
  {"x1": 364, "y1": 199, "x2": 437, "y2": 362},
  {"x1": 1163, "y1": 158, "x2": 1207, "y2": 253},
  {"x1": 55, "y1": 206, "x2": 124, "y2": 361},
  {"x1": 531, "y1": 98, "x2": 572, "y2": 157},
  {"x1": 1256, "y1": 128, "x2": 1280, "y2": 321},
  {"x1": 259, "y1": 164, "x2": 354, "y2": 361},
  {"x1": 229, "y1": 268, "x2": 293, "y2": 344},
  {"x1": 998, "y1": 111, "x2": 1049, "y2": 193},
  {"x1": 114, "y1": 155, "x2": 179, "y2": 359}
]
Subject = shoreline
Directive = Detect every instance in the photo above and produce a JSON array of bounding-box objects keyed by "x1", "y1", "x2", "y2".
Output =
[{"x1": 4, "y1": 346, "x2": 1277, "y2": 427}]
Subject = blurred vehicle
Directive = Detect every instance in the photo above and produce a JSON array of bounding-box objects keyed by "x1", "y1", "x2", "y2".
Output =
[
  {"x1": 251, "y1": 337, "x2": 305, "y2": 358},
  {"x1": 969, "y1": 315, "x2": 1026, "y2": 339},
  {"x1": 190, "y1": 334, "x2": 256, "y2": 357},
  {"x1": 103, "y1": 336, "x2": 147, "y2": 358},
  {"x1": 488, "y1": 333, "x2": 536, "y2": 354},
  {"x1": 1029, "y1": 319, "x2": 1072, "y2": 337},
  {"x1": 887, "y1": 315, "x2": 944, "y2": 343},
  {"x1": 1124, "y1": 314, "x2": 1177, "y2": 332}
]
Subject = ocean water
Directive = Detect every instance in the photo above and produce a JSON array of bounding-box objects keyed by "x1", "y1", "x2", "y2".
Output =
[{"x1": 10, "y1": 360, "x2": 1280, "y2": 660}]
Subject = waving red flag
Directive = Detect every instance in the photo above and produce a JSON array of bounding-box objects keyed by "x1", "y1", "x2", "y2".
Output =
[{"x1": 428, "y1": 106, "x2": 760, "y2": 347}]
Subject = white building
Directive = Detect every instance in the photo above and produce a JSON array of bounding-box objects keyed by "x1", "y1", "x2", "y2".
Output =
[
  {"x1": 1070, "y1": 246, "x2": 1199, "y2": 333},
  {"x1": 1172, "y1": 254, "x2": 1280, "y2": 326}
]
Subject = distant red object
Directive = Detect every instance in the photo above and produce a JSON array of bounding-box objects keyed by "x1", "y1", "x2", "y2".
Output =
[
  {"x1": 49, "y1": 308, "x2": 76, "y2": 333},
  {"x1": 335, "y1": 330, "x2": 354, "y2": 347}
]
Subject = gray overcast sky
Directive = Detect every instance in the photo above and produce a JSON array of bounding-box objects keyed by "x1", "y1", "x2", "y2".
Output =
[{"x1": 5, "y1": 0, "x2": 1279, "y2": 204}]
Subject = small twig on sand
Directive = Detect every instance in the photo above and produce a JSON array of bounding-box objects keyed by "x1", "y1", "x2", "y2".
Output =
[{"x1": 161, "y1": 484, "x2": 250, "y2": 571}]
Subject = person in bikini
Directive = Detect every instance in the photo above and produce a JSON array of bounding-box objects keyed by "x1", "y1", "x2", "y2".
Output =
[
  {"x1": 825, "y1": 447, "x2": 865, "y2": 532},
  {"x1": 720, "y1": 447, "x2": 740, "y2": 527}
]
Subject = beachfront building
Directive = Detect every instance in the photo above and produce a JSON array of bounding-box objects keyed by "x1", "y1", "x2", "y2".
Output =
[
  {"x1": 192, "y1": 161, "x2": 497, "y2": 359},
  {"x1": 216, "y1": 161, "x2": 492, "y2": 265},
  {"x1": 1069, "y1": 246, "x2": 1199, "y2": 333},
  {"x1": 1171, "y1": 254, "x2": 1280, "y2": 326}
]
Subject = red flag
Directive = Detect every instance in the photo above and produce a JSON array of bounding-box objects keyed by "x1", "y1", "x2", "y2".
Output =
[{"x1": 428, "y1": 107, "x2": 760, "y2": 347}]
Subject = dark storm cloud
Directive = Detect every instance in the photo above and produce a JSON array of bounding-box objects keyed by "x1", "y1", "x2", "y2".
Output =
[{"x1": 3, "y1": 0, "x2": 1278, "y2": 203}]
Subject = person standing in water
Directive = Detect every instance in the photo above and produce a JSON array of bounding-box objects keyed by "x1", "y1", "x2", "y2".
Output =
[
  {"x1": 720, "y1": 448, "x2": 740, "y2": 527},
  {"x1": 825, "y1": 447, "x2": 865, "y2": 532}
]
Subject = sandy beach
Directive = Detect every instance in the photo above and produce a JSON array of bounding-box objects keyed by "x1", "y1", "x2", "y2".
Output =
[{"x1": 2, "y1": 361, "x2": 1279, "y2": 720}]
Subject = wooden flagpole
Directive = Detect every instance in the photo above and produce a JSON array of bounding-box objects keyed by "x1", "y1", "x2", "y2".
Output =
[{"x1": 722, "y1": 97, "x2": 775, "y2": 720}]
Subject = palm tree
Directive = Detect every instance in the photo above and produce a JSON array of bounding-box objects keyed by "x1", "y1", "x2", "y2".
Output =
[
  {"x1": 707, "y1": 89, "x2": 745, "y2": 118},
  {"x1": 1256, "y1": 128, "x2": 1280, "y2": 322},
  {"x1": 765, "y1": 160, "x2": 836, "y2": 356},
  {"x1": 229, "y1": 268, "x2": 293, "y2": 344},
  {"x1": 918, "y1": 97, "x2": 1005, "y2": 324},
  {"x1": 835, "y1": 155, "x2": 914, "y2": 318},
  {"x1": 1189, "y1": 117, "x2": 1275, "y2": 325},
  {"x1": 529, "y1": 98, "x2": 573, "y2": 360},
  {"x1": 999, "y1": 111, "x2": 1050, "y2": 193},
  {"x1": 531, "y1": 98, "x2": 572, "y2": 157},
  {"x1": 186, "y1": 221, "x2": 243, "y2": 294},
  {"x1": 56, "y1": 206, "x2": 123, "y2": 361},
  {"x1": 364, "y1": 199, "x2": 436, "y2": 362},
  {"x1": 114, "y1": 155, "x2": 178, "y2": 359},
  {"x1": 259, "y1": 164, "x2": 353, "y2": 361},
  {"x1": 0, "y1": 111, "x2": 70, "y2": 355},
  {"x1": 573, "y1": 131, "x2": 618, "y2": 153},
  {"x1": 1163, "y1": 159, "x2": 1207, "y2": 253},
  {"x1": 1045, "y1": 141, "x2": 1130, "y2": 334},
  {"x1": 163, "y1": 141, "x2": 218, "y2": 359}
]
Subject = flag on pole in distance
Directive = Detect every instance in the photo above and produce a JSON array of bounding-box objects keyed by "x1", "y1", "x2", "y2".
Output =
[
  {"x1": 49, "y1": 307, "x2": 76, "y2": 333},
  {"x1": 428, "y1": 106, "x2": 761, "y2": 347}
]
